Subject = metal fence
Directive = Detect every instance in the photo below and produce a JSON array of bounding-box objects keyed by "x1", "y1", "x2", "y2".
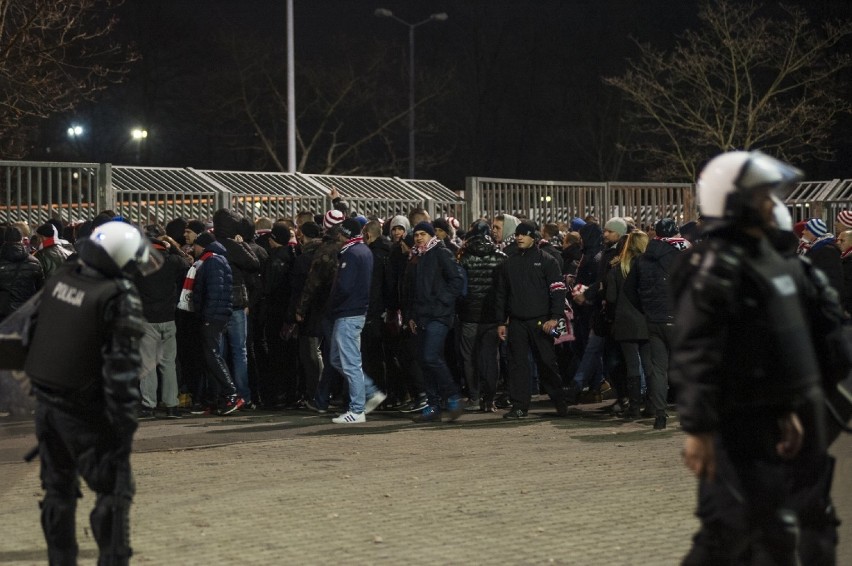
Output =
[
  {"x1": 465, "y1": 176, "x2": 695, "y2": 228},
  {"x1": 0, "y1": 161, "x2": 466, "y2": 229}
]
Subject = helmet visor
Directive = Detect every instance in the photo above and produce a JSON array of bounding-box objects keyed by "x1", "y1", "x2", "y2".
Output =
[
  {"x1": 736, "y1": 152, "x2": 803, "y2": 200},
  {"x1": 135, "y1": 239, "x2": 164, "y2": 276}
]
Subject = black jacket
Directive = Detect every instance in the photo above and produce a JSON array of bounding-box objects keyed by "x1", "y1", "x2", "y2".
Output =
[
  {"x1": 0, "y1": 243, "x2": 44, "y2": 318},
  {"x1": 287, "y1": 239, "x2": 322, "y2": 336},
  {"x1": 263, "y1": 245, "x2": 295, "y2": 316},
  {"x1": 496, "y1": 245, "x2": 566, "y2": 322},
  {"x1": 805, "y1": 240, "x2": 843, "y2": 310},
  {"x1": 404, "y1": 241, "x2": 464, "y2": 327},
  {"x1": 627, "y1": 238, "x2": 682, "y2": 324},
  {"x1": 367, "y1": 237, "x2": 392, "y2": 320},
  {"x1": 217, "y1": 237, "x2": 260, "y2": 310},
  {"x1": 842, "y1": 254, "x2": 852, "y2": 318},
  {"x1": 133, "y1": 242, "x2": 191, "y2": 323},
  {"x1": 458, "y1": 236, "x2": 507, "y2": 323},
  {"x1": 34, "y1": 243, "x2": 72, "y2": 279},
  {"x1": 606, "y1": 261, "x2": 648, "y2": 342}
]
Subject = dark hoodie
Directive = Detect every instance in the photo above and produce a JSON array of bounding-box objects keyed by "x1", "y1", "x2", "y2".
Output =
[
  {"x1": 367, "y1": 236, "x2": 392, "y2": 320},
  {"x1": 627, "y1": 238, "x2": 686, "y2": 324},
  {"x1": 213, "y1": 208, "x2": 261, "y2": 310},
  {"x1": 0, "y1": 243, "x2": 44, "y2": 317},
  {"x1": 458, "y1": 235, "x2": 507, "y2": 323},
  {"x1": 192, "y1": 240, "x2": 233, "y2": 323}
]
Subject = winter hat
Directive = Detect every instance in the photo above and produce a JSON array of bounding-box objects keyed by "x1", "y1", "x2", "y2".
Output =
[
  {"x1": 269, "y1": 223, "x2": 291, "y2": 244},
  {"x1": 432, "y1": 218, "x2": 452, "y2": 235},
  {"x1": 837, "y1": 210, "x2": 852, "y2": 229},
  {"x1": 3, "y1": 226, "x2": 22, "y2": 243},
  {"x1": 654, "y1": 218, "x2": 679, "y2": 238},
  {"x1": 570, "y1": 217, "x2": 587, "y2": 232},
  {"x1": 299, "y1": 221, "x2": 321, "y2": 239},
  {"x1": 793, "y1": 220, "x2": 807, "y2": 239},
  {"x1": 604, "y1": 218, "x2": 628, "y2": 237},
  {"x1": 390, "y1": 215, "x2": 410, "y2": 232},
  {"x1": 339, "y1": 218, "x2": 362, "y2": 239},
  {"x1": 36, "y1": 222, "x2": 59, "y2": 238},
  {"x1": 413, "y1": 221, "x2": 435, "y2": 237},
  {"x1": 354, "y1": 215, "x2": 368, "y2": 227},
  {"x1": 805, "y1": 218, "x2": 827, "y2": 238},
  {"x1": 323, "y1": 209, "x2": 345, "y2": 230},
  {"x1": 466, "y1": 220, "x2": 491, "y2": 240},
  {"x1": 186, "y1": 220, "x2": 206, "y2": 235},
  {"x1": 447, "y1": 217, "x2": 460, "y2": 231},
  {"x1": 145, "y1": 224, "x2": 166, "y2": 239},
  {"x1": 515, "y1": 219, "x2": 539, "y2": 238},
  {"x1": 195, "y1": 231, "x2": 215, "y2": 248}
]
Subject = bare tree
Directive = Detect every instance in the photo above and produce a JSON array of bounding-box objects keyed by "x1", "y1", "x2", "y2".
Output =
[
  {"x1": 0, "y1": 0, "x2": 136, "y2": 157},
  {"x1": 605, "y1": 1, "x2": 852, "y2": 181},
  {"x1": 209, "y1": 36, "x2": 453, "y2": 176}
]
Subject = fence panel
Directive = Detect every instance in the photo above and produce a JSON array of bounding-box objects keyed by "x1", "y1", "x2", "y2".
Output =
[{"x1": 0, "y1": 161, "x2": 100, "y2": 225}]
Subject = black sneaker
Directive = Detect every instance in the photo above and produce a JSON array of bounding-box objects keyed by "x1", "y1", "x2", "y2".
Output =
[
  {"x1": 502, "y1": 408, "x2": 528, "y2": 419},
  {"x1": 399, "y1": 396, "x2": 428, "y2": 413},
  {"x1": 494, "y1": 395, "x2": 513, "y2": 409},
  {"x1": 553, "y1": 396, "x2": 569, "y2": 417},
  {"x1": 164, "y1": 407, "x2": 182, "y2": 419},
  {"x1": 219, "y1": 396, "x2": 245, "y2": 416},
  {"x1": 137, "y1": 407, "x2": 155, "y2": 420}
]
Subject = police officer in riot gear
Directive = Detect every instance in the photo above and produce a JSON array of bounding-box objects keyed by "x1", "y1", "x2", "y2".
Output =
[
  {"x1": 671, "y1": 151, "x2": 845, "y2": 566},
  {"x1": 25, "y1": 221, "x2": 159, "y2": 565}
]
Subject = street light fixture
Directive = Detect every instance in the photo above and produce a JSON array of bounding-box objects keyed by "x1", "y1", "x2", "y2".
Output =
[
  {"x1": 375, "y1": 8, "x2": 448, "y2": 179},
  {"x1": 131, "y1": 128, "x2": 148, "y2": 140},
  {"x1": 67, "y1": 125, "x2": 84, "y2": 138}
]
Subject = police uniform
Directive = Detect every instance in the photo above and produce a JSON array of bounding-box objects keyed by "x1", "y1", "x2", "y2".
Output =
[
  {"x1": 26, "y1": 232, "x2": 147, "y2": 565},
  {"x1": 671, "y1": 227, "x2": 835, "y2": 565}
]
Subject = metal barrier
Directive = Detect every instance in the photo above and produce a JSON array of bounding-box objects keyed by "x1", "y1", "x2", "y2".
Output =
[
  {"x1": 0, "y1": 161, "x2": 102, "y2": 225},
  {"x1": 465, "y1": 176, "x2": 695, "y2": 228},
  {"x1": 786, "y1": 179, "x2": 852, "y2": 234}
]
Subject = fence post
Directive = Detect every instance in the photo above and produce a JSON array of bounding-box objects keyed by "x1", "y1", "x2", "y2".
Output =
[
  {"x1": 98, "y1": 163, "x2": 115, "y2": 212},
  {"x1": 465, "y1": 176, "x2": 479, "y2": 225}
]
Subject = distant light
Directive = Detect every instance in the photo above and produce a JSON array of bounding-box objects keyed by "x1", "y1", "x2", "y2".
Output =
[
  {"x1": 431, "y1": 13, "x2": 448, "y2": 21},
  {"x1": 131, "y1": 128, "x2": 148, "y2": 140},
  {"x1": 374, "y1": 8, "x2": 393, "y2": 17},
  {"x1": 67, "y1": 125, "x2": 84, "y2": 137}
]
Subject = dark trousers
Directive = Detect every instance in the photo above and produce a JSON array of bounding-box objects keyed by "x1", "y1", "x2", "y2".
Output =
[
  {"x1": 298, "y1": 335, "x2": 323, "y2": 403},
  {"x1": 314, "y1": 318, "x2": 344, "y2": 410},
  {"x1": 35, "y1": 401, "x2": 134, "y2": 565},
  {"x1": 506, "y1": 318, "x2": 565, "y2": 411},
  {"x1": 200, "y1": 319, "x2": 237, "y2": 403},
  {"x1": 415, "y1": 320, "x2": 459, "y2": 408},
  {"x1": 458, "y1": 321, "x2": 499, "y2": 403},
  {"x1": 361, "y1": 317, "x2": 386, "y2": 392},
  {"x1": 175, "y1": 310, "x2": 204, "y2": 396},
  {"x1": 647, "y1": 322, "x2": 675, "y2": 412}
]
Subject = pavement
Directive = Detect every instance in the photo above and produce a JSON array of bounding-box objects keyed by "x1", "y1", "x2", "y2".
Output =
[{"x1": 0, "y1": 398, "x2": 850, "y2": 565}]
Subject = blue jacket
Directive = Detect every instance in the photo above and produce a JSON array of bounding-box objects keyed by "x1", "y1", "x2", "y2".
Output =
[
  {"x1": 327, "y1": 239, "x2": 373, "y2": 319},
  {"x1": 192, "y1": 241, "x2": 233, "y2": 323},
  {"x1": 405, "y1": 241, "x2": 464, "y2": 327}
]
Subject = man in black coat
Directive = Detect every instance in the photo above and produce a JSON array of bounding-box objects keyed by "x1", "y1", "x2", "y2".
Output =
[
  {"x1": 495, "y1": 220, "x2": 569, "y2": 419},
  {"x1": 458, "y1": 220, "x2": 507, "y2": 411},
  {"x1": 0, "y1": 226, "x2": 43, "y2": 318}
]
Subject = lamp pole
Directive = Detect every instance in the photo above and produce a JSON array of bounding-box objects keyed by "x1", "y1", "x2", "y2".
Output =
[
  {"x1": 286, "y1": 0, "x2": 296, "y2": 172},
  {"x1": 375, "y1": 9, "x2": 448, "y2": 179}
]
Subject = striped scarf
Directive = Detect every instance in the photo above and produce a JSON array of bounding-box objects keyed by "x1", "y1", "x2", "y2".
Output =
[
  {"x1": 411, "y1": 236, "x2": 439, "y2": 257},
  {"x1": 177, "y1": 251, "x2": 212, "y2": 312}
]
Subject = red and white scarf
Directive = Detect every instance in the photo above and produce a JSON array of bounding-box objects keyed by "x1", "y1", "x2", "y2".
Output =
[
  {"x1": 177, "y1": 251, "x2": 212, "y2": 312},
  {"x1": 411, "y1": 236, "x2": 439, "y2": 257},
  {"x1": 656, "y1": 236, "x2": 691, "y2": 250},
  {"x1": 340, "y1": 235, "x2": 364, "y2": 255}
]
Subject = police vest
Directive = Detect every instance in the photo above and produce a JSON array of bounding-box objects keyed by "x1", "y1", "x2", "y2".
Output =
[
  {"x1": 738, "y1": 238, "x2": 821, "y2": 396},
  {"x1": 25, "y1": 268, "x2": 121, "y2": 392}
]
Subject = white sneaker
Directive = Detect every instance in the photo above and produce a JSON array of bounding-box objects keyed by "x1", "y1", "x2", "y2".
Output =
[
  {"x1": 332, "y1": 411, "x2": 366, "y2": 424},
  {"x1": 364, "y1": 392, "x2": 387, "y2": 415}
]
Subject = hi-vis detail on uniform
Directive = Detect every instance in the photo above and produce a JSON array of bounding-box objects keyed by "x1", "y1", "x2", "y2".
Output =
[{"x1": 51, "y1": 281, "x2": 85, "y2": 307}]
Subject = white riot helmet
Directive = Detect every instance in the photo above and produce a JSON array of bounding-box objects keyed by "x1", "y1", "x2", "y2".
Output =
[
  {"x1": 85, "y1": 221, "x2": 162, "y2": 276},
  {"x1": 696, "y1": 151, "x2": 803, "y2": 223}
]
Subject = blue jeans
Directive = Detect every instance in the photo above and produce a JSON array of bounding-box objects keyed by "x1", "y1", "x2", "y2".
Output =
[
  {"x1": 220, "y1": 308, "x2": 250, "y2": 403},
  {"x1": 415, "y1": 320, "x2": 460, "y2": 408},
  {"x1": 573, "y1": 331, "x2": 605, "y2": 390},
  {"x1": 330, "y1": 315, "x2": 379, "y2": 414}
]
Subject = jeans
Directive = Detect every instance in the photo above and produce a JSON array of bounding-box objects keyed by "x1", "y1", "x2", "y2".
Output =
[
  {"x1": 416, "y1": 320, "x2": 460, "y2": 408},
  {"x1": 220, "y1": 308, "x2": 250, "y2": 403},
  {"x1": 138, "y1": 321, "x2": 179, "y2": 409},
  {"x1": 572, "y1": 331, "x2": 605, "y2": 390},
  {"x1": 329, "y1": 315, "x2": 379, "y2": 414}
]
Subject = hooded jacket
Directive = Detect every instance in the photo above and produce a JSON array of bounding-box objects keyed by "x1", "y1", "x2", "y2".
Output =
[
  {"x1": 458, "y1": 235, "x2": 507, "y2": 323},
  {"x1": 499, "y1": 214, "x2": 520, "y2": 257},
  {"x1": 0, "y1": 242, "x2": 44, "y2": 317},
  {"x1": 133, "y1": 241, "x2": 191, "y2": 323},
  {"x1": 625, "y1": 238, "x2": 683, "y2": 324},
  {"x1": 192, "y1": 240, "x2": 233, "y2": 323}
]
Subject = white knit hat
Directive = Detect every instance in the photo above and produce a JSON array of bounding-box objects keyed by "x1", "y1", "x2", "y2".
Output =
[
  {"x1": 805, "y1": 218, "x2": 827, "y2": 238},
  {"x1": 323, "y1": 209, "x2": 345, "y2": 230},
  {"x1": 837, "y1": 210, "x2": 852, "y2": 229}
]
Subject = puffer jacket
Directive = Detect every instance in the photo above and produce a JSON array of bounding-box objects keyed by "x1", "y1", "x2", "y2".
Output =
[
  {"x1": 192, "y1": 241, "x2": 233, "y2": 323},
  {"x1": 458, "y1": 236, "x2": 507, "y2": 323},
  {"x1": 213, "y1": 208, "x2": 261, "y2": 310},
  {"x1": 34, "y1": 244, "x2": 72, "y2": 279},
  {"x1": 0, "y1": 243, "x2": 44, "y2": 317},
  {"x1": 627, "y1": 238, "x2": 682, "y2": 323}
]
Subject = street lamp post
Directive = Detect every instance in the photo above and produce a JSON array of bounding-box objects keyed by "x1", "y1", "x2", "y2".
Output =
[{"x1": 375, "y1": 8, "x2": 447, "y2": 179}]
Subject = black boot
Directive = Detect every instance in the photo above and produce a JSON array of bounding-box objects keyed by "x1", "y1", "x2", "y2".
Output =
[
  {"x1": 653, "y1": 410, "x2": 667, "y2": 430},
  {"x1": 622, "y1": 375, "x2": 642, "y2": 420}
]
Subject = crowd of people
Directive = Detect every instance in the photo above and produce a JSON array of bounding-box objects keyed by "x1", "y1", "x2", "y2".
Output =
[{"x1": 1, "y1": 194, "x2": 851, "y2": 428}]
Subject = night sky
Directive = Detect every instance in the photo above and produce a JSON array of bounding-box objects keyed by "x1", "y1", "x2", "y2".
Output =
[{"x1": 32, "y1": 0, "x2": 852, "y2": 189}]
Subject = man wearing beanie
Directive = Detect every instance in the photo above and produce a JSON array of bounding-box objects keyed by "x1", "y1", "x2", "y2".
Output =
[
  {"x1": 183, "y1": 220, "x2": 207, "y2": 255},
  {"x1": 836, "y1": 210, "x2": 852, "y2": 232},
  {"x1": 261, "y1": 222, "x2": 296, "y2": 408},
  {"x1": 432, "y1": 218, "x2": 458, "y2": 253},
  {"x1": 801, "y1": 217, "x2": 843, "y2": 304},
  {"x1": 495, "y1": 219, "x2": 569, "y2": 418},
  {"x1": 323, "y1": 209, "x2": 345, "y2": 232},
  {"x1": 34, "y1": 222, "x2": 72, "y2": 279},
  {"x1": 325, "y1": 218, "x2": 386, "y2": 423},
  {"x1": 404, "y1": 220, "x2": 466, "y2": 422},
  {"x1": 0, "y1": 226, "x2": 44, "y2": 318}
]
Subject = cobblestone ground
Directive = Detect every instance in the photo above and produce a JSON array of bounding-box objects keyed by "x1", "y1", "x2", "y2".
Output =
[{"x1": 1, "y1": 399, "x2": 850, "y2": 565}]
